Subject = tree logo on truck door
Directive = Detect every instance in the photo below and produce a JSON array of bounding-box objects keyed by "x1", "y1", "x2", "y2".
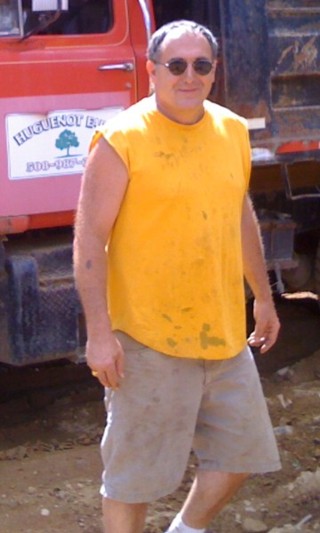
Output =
[{"x1": 55, "y1": 129, "x2": 80, "y2": 157}]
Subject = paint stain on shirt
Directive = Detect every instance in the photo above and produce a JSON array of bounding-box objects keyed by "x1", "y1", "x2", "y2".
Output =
[{"x1": 200, "y1": 323, "x2": 225, "y2": 349}]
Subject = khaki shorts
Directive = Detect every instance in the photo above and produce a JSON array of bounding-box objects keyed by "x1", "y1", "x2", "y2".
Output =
[{"x1": 100, "y1": 332, "x2": 281, "y2": 503}]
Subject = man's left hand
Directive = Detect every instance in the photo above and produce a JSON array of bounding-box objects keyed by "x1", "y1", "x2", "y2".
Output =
[{"x1": 248, "y1": 299, "x2": 280, "y2": 354}]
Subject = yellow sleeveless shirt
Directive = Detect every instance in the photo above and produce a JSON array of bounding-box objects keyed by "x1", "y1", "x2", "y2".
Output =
[{"x1": 94, "y1": 96, "x2": 251, "y2": 359}]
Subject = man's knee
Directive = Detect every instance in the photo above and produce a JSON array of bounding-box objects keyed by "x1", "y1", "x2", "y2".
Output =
[
  {"x1": 102, "y1": 497, "x2": 148, "y2": 533},
  {"x1": 195, "y1": 470, "x2": 249, "y2": 500}
]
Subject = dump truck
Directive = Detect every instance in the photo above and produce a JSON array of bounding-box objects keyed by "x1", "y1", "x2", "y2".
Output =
[{"x1": 0, "y1": 0, "x2": 319, "y2": 366}]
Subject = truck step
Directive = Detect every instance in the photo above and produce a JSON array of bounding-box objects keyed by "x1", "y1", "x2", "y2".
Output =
[{"x1": 1, "y1": 244, "x2": 84, "y2": 366}]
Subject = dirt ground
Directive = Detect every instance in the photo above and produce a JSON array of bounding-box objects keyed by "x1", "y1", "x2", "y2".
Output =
[{"x1": 0, "y1": 294, "x2": 320, "y2": 533}]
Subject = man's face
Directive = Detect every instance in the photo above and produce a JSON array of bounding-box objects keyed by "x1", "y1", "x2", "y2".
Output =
[{"x1": 147, "y1": 30, "x2": 216, "y2": 123}]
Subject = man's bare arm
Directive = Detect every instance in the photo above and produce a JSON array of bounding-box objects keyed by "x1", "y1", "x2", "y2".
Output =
[
  {"x1": 73, "y1": 137, "x2": 128, "y2": 387},
  {"x1": 241, "y1": 195, "x2": 280, "y2": 353}
]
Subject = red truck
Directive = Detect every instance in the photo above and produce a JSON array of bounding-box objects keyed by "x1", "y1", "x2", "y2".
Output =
[{"x1": 0, "y1": 0, "x2": 319, "y2": 366}]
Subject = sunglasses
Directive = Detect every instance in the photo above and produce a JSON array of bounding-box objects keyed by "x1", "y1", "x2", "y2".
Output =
[{"x1": 154, "y1": 58, "x2": 214, "y2": 76}]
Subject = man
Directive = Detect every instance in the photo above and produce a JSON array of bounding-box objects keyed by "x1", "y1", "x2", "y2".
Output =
[{"x1": 73, "y1": 20, "x2": 281, "y2": 533}]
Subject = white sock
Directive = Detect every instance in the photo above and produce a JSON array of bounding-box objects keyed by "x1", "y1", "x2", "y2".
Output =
[{"x1": 165, "y1": 512, "x2": 206, "y2": 533}]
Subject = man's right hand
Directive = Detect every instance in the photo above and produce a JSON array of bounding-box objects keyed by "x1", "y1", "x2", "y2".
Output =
[{"x1": 86, "y1": 333, "x2": 125, "y2": 389}]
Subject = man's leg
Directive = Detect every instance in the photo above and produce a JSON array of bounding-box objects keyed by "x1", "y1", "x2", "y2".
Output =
[
  {"x1": 102, "y1": 497, "x2": 148, "y2": 533},
  {"x1": 165, "y1": 470, "x2": 248, "y2": 532},
  {"x1": 101, "y1": 335, "x2": 205, "y2": 533},
  {"x1": 166, "y1": 348, "x2": 280, "y2": 532},
  {"x1": 181, "y1": 470, "x2": 248, "y2": 528}
]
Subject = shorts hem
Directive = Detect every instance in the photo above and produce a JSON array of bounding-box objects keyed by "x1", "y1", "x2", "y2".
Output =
[
  {"x1": 197, "y1": 460, "x2": 282, "y2": 474},
  {"x1": 100, "y1": 480, "x2": 182, "y2": 504}
]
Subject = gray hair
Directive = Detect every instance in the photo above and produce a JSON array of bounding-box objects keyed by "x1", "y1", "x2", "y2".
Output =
[{"x1": 147, "y1": 20, "x2": 218, "y2": 62}]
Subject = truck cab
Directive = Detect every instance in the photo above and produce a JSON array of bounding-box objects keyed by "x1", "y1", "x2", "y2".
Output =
[{"x1": 0, "y1": 0, "x2": 152, "y2": 365}]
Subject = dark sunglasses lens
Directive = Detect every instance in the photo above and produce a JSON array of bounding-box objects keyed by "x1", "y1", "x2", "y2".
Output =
[
  {"x1": 194, "y1": 60, "x2": 213, "y2": 75},
  {"x1": 168, "y1": 59, "x2": 188, "y2": 75}
]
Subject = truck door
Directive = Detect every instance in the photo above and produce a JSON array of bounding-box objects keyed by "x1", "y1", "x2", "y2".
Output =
[{"x1": 0, "y1": 0, "x2": 150, "y2": 232}]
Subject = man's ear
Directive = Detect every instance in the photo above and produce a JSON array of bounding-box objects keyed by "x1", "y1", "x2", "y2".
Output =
[
  {"x1": 212, "y1": 60, "x2": 218, "y2": 80},
  {"x1": 146, "y1": 59, "x2": 156, "y2": 77},
  {"x1": 146, "y1": 60, "x2": 156, "y2": 95}
]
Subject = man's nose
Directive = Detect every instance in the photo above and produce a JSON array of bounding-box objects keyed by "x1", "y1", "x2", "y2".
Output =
[{"x1": 184, "y1": 63, "x2": 196, "y2": 80}]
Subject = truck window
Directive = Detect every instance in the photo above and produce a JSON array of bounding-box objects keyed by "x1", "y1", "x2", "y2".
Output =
[
  {"x1": 0, "y1": 0, "x2": 112, "y2": 37},
  {"x1": 23, "y1": 0, "x2": 113, "y2": 36},
  {"x1": 0, "y1": 0, "x2": 21, "y2": 36}
]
